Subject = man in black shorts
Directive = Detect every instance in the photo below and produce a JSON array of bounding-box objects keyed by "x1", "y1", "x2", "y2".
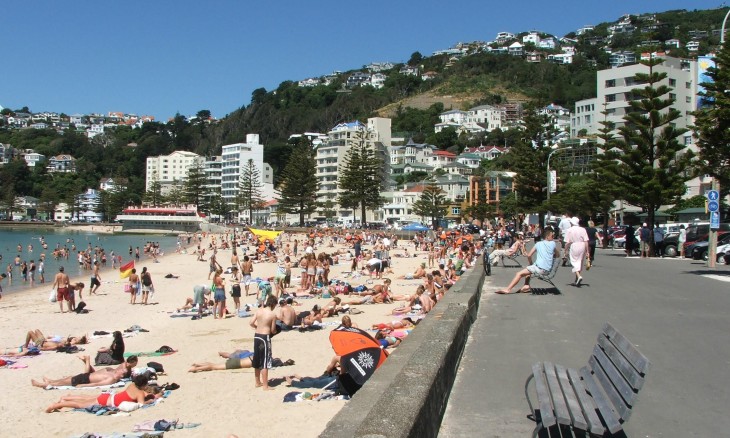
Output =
[
  {"x1": 250, "y1": 295, "x2": 278, "y2": 390},
  {"x1": 31, "y1": 355, "x2": 137, "y2": 388}
]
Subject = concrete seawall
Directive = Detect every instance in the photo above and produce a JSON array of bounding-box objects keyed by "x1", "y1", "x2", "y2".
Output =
[{"x1": 320, "y1": 258, "x2": 486, "y2": 438}]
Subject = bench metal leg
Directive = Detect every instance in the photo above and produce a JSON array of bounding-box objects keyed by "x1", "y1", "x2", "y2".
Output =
[{"x1": 525, "y1": 374, "x2": 545, "y2": 437}]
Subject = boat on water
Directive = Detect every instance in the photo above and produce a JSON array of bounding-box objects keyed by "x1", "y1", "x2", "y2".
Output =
[{"x1": 115, "y1": 208, "x2": 207, "y2": 233}]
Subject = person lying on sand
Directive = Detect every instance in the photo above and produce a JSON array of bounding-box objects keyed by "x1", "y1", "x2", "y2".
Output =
[
  {"x1": 23, "y1": 329, "x2": 87, "y2": 351},
  {"x1": 44, "y1": 374, "x2": 159, "y2": 413},
  {"x1": 188, "y1": 350, "x2": 294, "y2": 373},
  {"x1": 372, "y1": 317, "x2": 418, "y2": 331},
  {"x1": 31, "y1": 355, "x2": 137, "y2": 388}
]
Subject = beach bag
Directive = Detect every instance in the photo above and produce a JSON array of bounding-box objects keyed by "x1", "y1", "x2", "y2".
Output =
[
  {"x1": 49, "y1": 289, "x2": 57, "y2": 303},
  {"x1": 124, "y1": 283, "x2": 131, "y2": 293},
  {"x1": 95, "y1": 351, "x2": 115, "y2": 365}
]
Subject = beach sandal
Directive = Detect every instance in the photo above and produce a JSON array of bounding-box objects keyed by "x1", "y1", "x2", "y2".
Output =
[{"x1": 518, "y1": 286, "x2": 532, "y2": 293}]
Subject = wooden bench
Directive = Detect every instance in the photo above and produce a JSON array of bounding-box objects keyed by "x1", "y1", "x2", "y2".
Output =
[{"x1": 525, "y1": 323, "x2": 651, "y2": 437}]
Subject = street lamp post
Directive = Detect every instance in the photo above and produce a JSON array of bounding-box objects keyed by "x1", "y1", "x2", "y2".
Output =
[
  {"x1": 722, "y1": 9, "x2": 730, "y2": 45},
  {"x1": 546, "y1": 146, "x2": 572, "y2": 201}
]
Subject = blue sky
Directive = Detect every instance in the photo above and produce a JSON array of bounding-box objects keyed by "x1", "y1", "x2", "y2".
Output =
[{"x1": 0, "y1": 0, "x2": 724, "y2": 120}]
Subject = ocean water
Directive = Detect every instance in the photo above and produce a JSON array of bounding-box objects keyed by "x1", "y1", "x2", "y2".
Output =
[{"x1": 0, "y1": 227, "x2": 180, "y2": 295}]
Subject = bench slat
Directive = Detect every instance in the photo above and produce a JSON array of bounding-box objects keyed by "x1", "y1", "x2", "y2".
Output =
[
  {"x1": 598, "y1": 334, "x2": 645, "y2": 391},
  {"x1": 555, "y1": 364, "x2": 588, "y2": 431},
  {"x1": 591, "y1": 344, "x2": 638, "y2": 407},
  {"x1": 568, "y1": 367, "x2": 605, "y2": 435},
  {"x1": 532, "y1": 363, "x2": 556, "y2": 428},
  {"x1": 544, "y1": 362, "x2": 571, "y2": 425},
  {"x1": 603, "y1": 323, "x2": 651, "y2": 375},
  {"x1": 580, "y1": 366, "x2": 623, "y2": 434},
  {"x1": 588, "y1": 355, "x2": 632, "y2": 421}
]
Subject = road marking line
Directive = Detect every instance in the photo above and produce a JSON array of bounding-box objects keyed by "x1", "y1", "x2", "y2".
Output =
[{"x1": 701, "y1": 274, "x2": 730, "y2": 283}]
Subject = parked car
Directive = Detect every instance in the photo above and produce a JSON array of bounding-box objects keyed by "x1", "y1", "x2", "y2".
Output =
[
  {"x1": 717, "y1": 242, "x2": 730, "y2": 264},
  {"x1": 689, "y1": 232, "x2": 730, "y2": 260}
]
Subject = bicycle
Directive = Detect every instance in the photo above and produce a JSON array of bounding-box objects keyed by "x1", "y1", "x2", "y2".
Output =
[{"x1": 482, "y1": 240, "x2": 492, "y2": 276}]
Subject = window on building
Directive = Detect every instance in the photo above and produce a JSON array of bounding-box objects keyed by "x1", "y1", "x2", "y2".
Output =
[
  {"x1": 669, "y1": 79, "x2": 676, "y2": 86},
  {"x1": 684, "y1": 135, "x2": 692, "y2": 145},
  {"x1": 686, "y1": 96, "x2": 691, "y2": 103},
  {"x1": 606, "y1": 94, "x2": 617, "y2": 102},
  {"x1": 686, "y1": 82, "x2": 691, "y2": 89},
  {"x1": 669, "y1": 93, "x2": 676, "y2": 100},
  {"x1": 452, "y1": 207, "x2": 460, "y2": 215},
  {"x1": 605, "y1": 79, "x2": 616, "y2": 88}
]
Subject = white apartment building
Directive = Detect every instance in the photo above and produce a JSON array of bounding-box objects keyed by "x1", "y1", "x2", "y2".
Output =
[
  {"x1": 203, "y1": 155, "x2": 222, "y2": 201},
  {"x1": 572, "y1": 56, "x2": 697, "y2": 139},
  {"x1": 572, "y1": 56, "x2": 701, "y2": 195},
  {"x1": 315, "y1": 117, "x2": 391, "y2": 220},
  {"x1": 467, "y1": 105, "x2": 503, "y2": 131},
  {"x1": 220, "y1": 134, "x2": 265, "y2": 206},
  {"x1": 145, "y1": 150, "x2": 203, "y2": 194}
]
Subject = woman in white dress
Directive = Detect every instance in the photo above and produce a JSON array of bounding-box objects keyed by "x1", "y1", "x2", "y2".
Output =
[{"x1": 564, "y1": 217, "x2": 590, "y2": 286}]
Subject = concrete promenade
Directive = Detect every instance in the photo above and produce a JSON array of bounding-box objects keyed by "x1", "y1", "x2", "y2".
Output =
[{"x1": 440, "y1": 249, "x2": 730, "y2": 437}]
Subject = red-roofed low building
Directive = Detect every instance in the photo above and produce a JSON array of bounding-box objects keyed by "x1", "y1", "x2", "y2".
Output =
[{"x1": 428, "y1": 150, "x2": 456, "y2": 169}]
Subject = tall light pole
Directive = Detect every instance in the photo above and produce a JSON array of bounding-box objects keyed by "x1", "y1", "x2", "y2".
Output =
[
  {"x1": 722, "y1": 8, "x2": 730, "y2": 45},
  {"x1": 546, "y1": 145, "x2": 572, "y2": 201}
]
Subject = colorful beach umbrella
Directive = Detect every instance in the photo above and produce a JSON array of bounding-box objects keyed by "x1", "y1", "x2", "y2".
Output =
[{"x1": 329, "y1": 325, "x2": 388, "y2": 388}]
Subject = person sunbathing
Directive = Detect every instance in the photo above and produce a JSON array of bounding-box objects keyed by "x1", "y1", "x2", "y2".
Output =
[
  {"x1": 322, "y1": 297, "x2": 342, "y2": 317},
  {"x1": 188, "y1": 350, "x2": 294, "y2": 373},
  {"x1": 375, "y1": 330, "x2": 402, "y2": 348},
  {"x1": 391, "y1": 286, "x2": 433, "y2": 314},
  {"x1": 400, "y1": 263, "x2": 427, "y2": 280},
  {"x1": 31, "y1": 354, "x2": 137, "y2": 389},
  {"x1": 372, "y1": 317, "x2": 417, "y2": 331},
  {"x1": 44, "y1": 374, "x2": 157, "y2": 413},
  {"x1": 299, "y1": 305, "x2": 324, "y2": 328},
  {"x1": 23, "y1": 329, "x2": 87, "y2": 351}
]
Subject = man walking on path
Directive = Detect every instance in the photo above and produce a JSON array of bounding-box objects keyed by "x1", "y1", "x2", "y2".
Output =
[
  {"x1": 653, "y1": 224, "x2": 665, "y2": 258},
  {"x1": 639, "y1": 223, "x2": 652, "y2": 258}
]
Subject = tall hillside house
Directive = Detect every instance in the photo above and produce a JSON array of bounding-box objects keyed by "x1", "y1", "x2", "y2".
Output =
[
  {"x1": 572, "y1": 56, "x2": 701, "y2": 195},
  {"x1": 23, "y1": 151, "x2": 46, "y2": 168},
  {"x1": 99, "y1": 177, "x2": 128, "y2": 192},
  {"x1": 467, "y1": 105, "x2": 504, "y2": 131},
  {"x1": 146, "y1": 150, "x2": 203, "y2": 194},
  {"x1": 346, "y1": 72, "x2": 371, "y2": 88},
  {"x1": 315, "y1": 117, "x2": 391, "y2": 221},
  {"x1": 47, "y1": 155, "x2": 76, "y2": 173}
]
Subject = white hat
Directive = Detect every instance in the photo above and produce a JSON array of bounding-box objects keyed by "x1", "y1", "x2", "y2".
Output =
[{"x1": 570, "y1": 217, "x2": 580, "y2": 226}]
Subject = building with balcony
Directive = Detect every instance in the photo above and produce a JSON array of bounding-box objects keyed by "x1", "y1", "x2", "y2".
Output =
[{"x1": 145, "y1": 150, "x2": 203, "y2": 194}]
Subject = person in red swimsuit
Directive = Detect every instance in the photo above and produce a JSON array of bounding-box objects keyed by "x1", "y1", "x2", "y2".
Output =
[{"x1": 44, "y1": 375, "x2": 155, "y2": 413}]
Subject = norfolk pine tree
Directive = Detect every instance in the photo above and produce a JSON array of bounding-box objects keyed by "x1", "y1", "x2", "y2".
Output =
[
  {"x1": 238, "y1": 159, "x2": 264, "y2": 224},
  {"x1": 337, "y1": 132, "x2": 385, "y2": 225},
  {"x1": 693, "y1": 46, "x2": 730, "y2": 200},
  {"x1": 183, "y1": 164, "x2": 209, "y2": 212},
  {"x1": 278, "y1": 139, "x2": 319, "y2": 226},
  {"x1": 412, "y1": 181, "x2": 447, "y2": 228},
  {"x1": 600, "y1": 58, "x2": 694, "y2": 253}
]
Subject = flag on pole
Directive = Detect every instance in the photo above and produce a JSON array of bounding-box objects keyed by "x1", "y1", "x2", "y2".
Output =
[{"x1": 119, "y1": 260, "x2": 135, "y2": 279}]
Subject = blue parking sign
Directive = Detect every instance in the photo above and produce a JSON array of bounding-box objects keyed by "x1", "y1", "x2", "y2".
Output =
[
  {"x1": 711, "y1": 211, "x2": 720, "y2": 230},
  {"x1": 707, "y1": 190, "x2": 719, "y2": 201}
]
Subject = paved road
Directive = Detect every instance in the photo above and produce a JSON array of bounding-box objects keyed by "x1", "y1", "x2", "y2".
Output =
[{"x1": 439, "y1": 248, "x2": 730, "y2": 437}]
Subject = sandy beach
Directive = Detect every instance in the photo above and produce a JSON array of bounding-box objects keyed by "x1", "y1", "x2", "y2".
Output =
[{"x1": 0, "y1": 231, "x2": 428, "y2": 437}]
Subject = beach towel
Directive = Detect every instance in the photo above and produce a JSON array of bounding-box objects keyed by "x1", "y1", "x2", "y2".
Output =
[
  {"x1": 124, "y1": 351, "x2": 176, "y2": 358},
  {"x1": 282, "y1": 390, "x2": 348, "y2": 402},
  {"x1": 44, "y1": 380, "x2": 127, "y2": 391}
]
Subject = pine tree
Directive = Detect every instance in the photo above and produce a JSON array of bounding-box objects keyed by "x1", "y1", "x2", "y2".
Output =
[
  {"x1": 693, "y1": 47, "x2": 730, "y2": 199},
  {"x1": 600, "y1": 58, "x2": 694, "y2": 252},
  {"x1": 238, "y1": 159, "x2": 264, "y2": 224},
  {"x1": 337, "y1": 132, "x2": 385, "y2": 225},
  {"x1": 412, "y1": 182, "x2": 447, "y2": 228},
  {"x1": 278, "y1": 140, "x2": 319, "y2": 226},
  {"x1": 183, "y1": 164, "x2": 209, "y2": 212},
  {"x1": 143, "y1": 171, "x2": 164, "y2": 207}
]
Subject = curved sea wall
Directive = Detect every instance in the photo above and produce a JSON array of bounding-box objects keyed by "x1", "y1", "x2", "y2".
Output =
[{"x1": 320, "y1": 258, "x2": 486, "y2": 438}]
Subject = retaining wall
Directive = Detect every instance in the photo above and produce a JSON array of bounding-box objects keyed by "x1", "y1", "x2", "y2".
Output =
[{"x1": 320, "y1": 258, "x2": 486, "y2": 438}]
